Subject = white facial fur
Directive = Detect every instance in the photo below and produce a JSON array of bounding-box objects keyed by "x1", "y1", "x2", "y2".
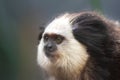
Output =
[{"x1": 37, "y1": 13, "x2": 89, "y2": 76}]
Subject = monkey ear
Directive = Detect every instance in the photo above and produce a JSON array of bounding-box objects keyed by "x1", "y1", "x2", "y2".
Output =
[{"x1": 38, "y1": 26, "x2": 45, "y2": 41}]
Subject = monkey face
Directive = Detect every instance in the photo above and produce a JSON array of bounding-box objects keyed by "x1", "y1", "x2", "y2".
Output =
[
  {"x1": 37, "y1": 13, "x2": 89, "y2": 71},
  {"x1": 43, "y1": 33, "x2": 64, "y2": 58}
]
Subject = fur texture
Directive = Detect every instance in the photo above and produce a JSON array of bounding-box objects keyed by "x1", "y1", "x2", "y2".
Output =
[{"x1": 37, "y1": 11, "x2": 120, "y2": 80}]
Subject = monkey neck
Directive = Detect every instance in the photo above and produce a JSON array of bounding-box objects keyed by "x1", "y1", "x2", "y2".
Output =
[
  {"x1": 49, "y1": 58, "x2": 110, "y2": 80},
  {"x1": 53, "y1": 67, "x2": 80, "y2": 80},
  {"x1": 46, "y1": 64, "x2": 80, "y2": 80}
]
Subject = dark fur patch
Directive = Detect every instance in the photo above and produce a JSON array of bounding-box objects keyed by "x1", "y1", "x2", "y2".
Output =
[
  {"x1": 71, "y1": 12, "x2": 120, "y2": 80},
  {"x1": 38, "y1": 26, "x2": 45, "y2": 43},
  {"x1": 72, "y1": 12, "x2": 108, "y2": 57}
]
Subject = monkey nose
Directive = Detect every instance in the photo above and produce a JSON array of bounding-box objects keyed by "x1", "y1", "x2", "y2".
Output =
[
  {"x1": 45, "y1": 44, "x2": 54, "y2": 52},
  {"x1": 44, "y1": 43, "x2": 57, "y2": 57}
]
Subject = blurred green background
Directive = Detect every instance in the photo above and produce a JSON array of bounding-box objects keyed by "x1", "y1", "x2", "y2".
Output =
[{"x1": 0, "y1": 0, "x2": 120, "y2": 80}]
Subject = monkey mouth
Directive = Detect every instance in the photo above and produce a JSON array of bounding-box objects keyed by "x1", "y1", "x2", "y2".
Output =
[
  {"x1": 45, "y1": 51, "x2": 58, "y2": 57},
  {"x1": 45, "y1": 52, "x2": 54, "y2": 57},
  {"x1": 45, "y1": 51, "x2": 60, "y2": 61}
]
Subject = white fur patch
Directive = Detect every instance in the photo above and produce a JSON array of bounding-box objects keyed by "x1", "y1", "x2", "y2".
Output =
[
  {"x1": 37, "y1": 13, "x2": 89, "y2": 78},
  {"x1": 43, "y1": 13, "x2": 74, "y2": 39}
]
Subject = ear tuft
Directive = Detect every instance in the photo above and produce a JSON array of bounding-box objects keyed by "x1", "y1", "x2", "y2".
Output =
[
  {"x1": 71, "y1": 12, "x2": 109, "y2": 57},
  {"x1": 72, "y1": 12, "x2": 103, "y2": 24},
  {"x1": 71, "y1": 12, "x2": 108, "y2": 34}
]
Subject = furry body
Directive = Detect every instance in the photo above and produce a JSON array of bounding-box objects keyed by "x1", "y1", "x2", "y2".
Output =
[{"x1": 37, "y1": 11, "x2": 120, "y2": 80}]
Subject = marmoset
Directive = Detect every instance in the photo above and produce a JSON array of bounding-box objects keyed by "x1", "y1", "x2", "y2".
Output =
[{"x1": 37, "y1": 11, "x2": 120, "y2": 80}]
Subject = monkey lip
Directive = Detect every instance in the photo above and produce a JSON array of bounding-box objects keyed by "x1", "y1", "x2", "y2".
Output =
[
  {"x1": 45, "y1": 51, "x2": 58, "y2": 58},
  {"x1": 45, "y1": 52, "x2": 54, "y2": 57}
]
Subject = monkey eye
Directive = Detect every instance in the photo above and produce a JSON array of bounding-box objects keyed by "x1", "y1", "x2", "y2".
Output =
[
  {"x1": 55, "y1": 36, "x2": 64, "y2": 44},
  {"x1": 44, "y1": 35, "x2": 49, "y2": 41}
]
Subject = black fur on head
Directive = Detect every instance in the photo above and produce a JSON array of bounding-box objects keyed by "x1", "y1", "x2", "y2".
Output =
[{"x1": 71, "y1": 12, "x2": 109, "y2": 58}]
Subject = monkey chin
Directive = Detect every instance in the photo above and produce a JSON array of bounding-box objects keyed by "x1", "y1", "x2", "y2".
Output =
[{"x1": 46, "y1": 51, "x2": 61, "y2": 63}]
